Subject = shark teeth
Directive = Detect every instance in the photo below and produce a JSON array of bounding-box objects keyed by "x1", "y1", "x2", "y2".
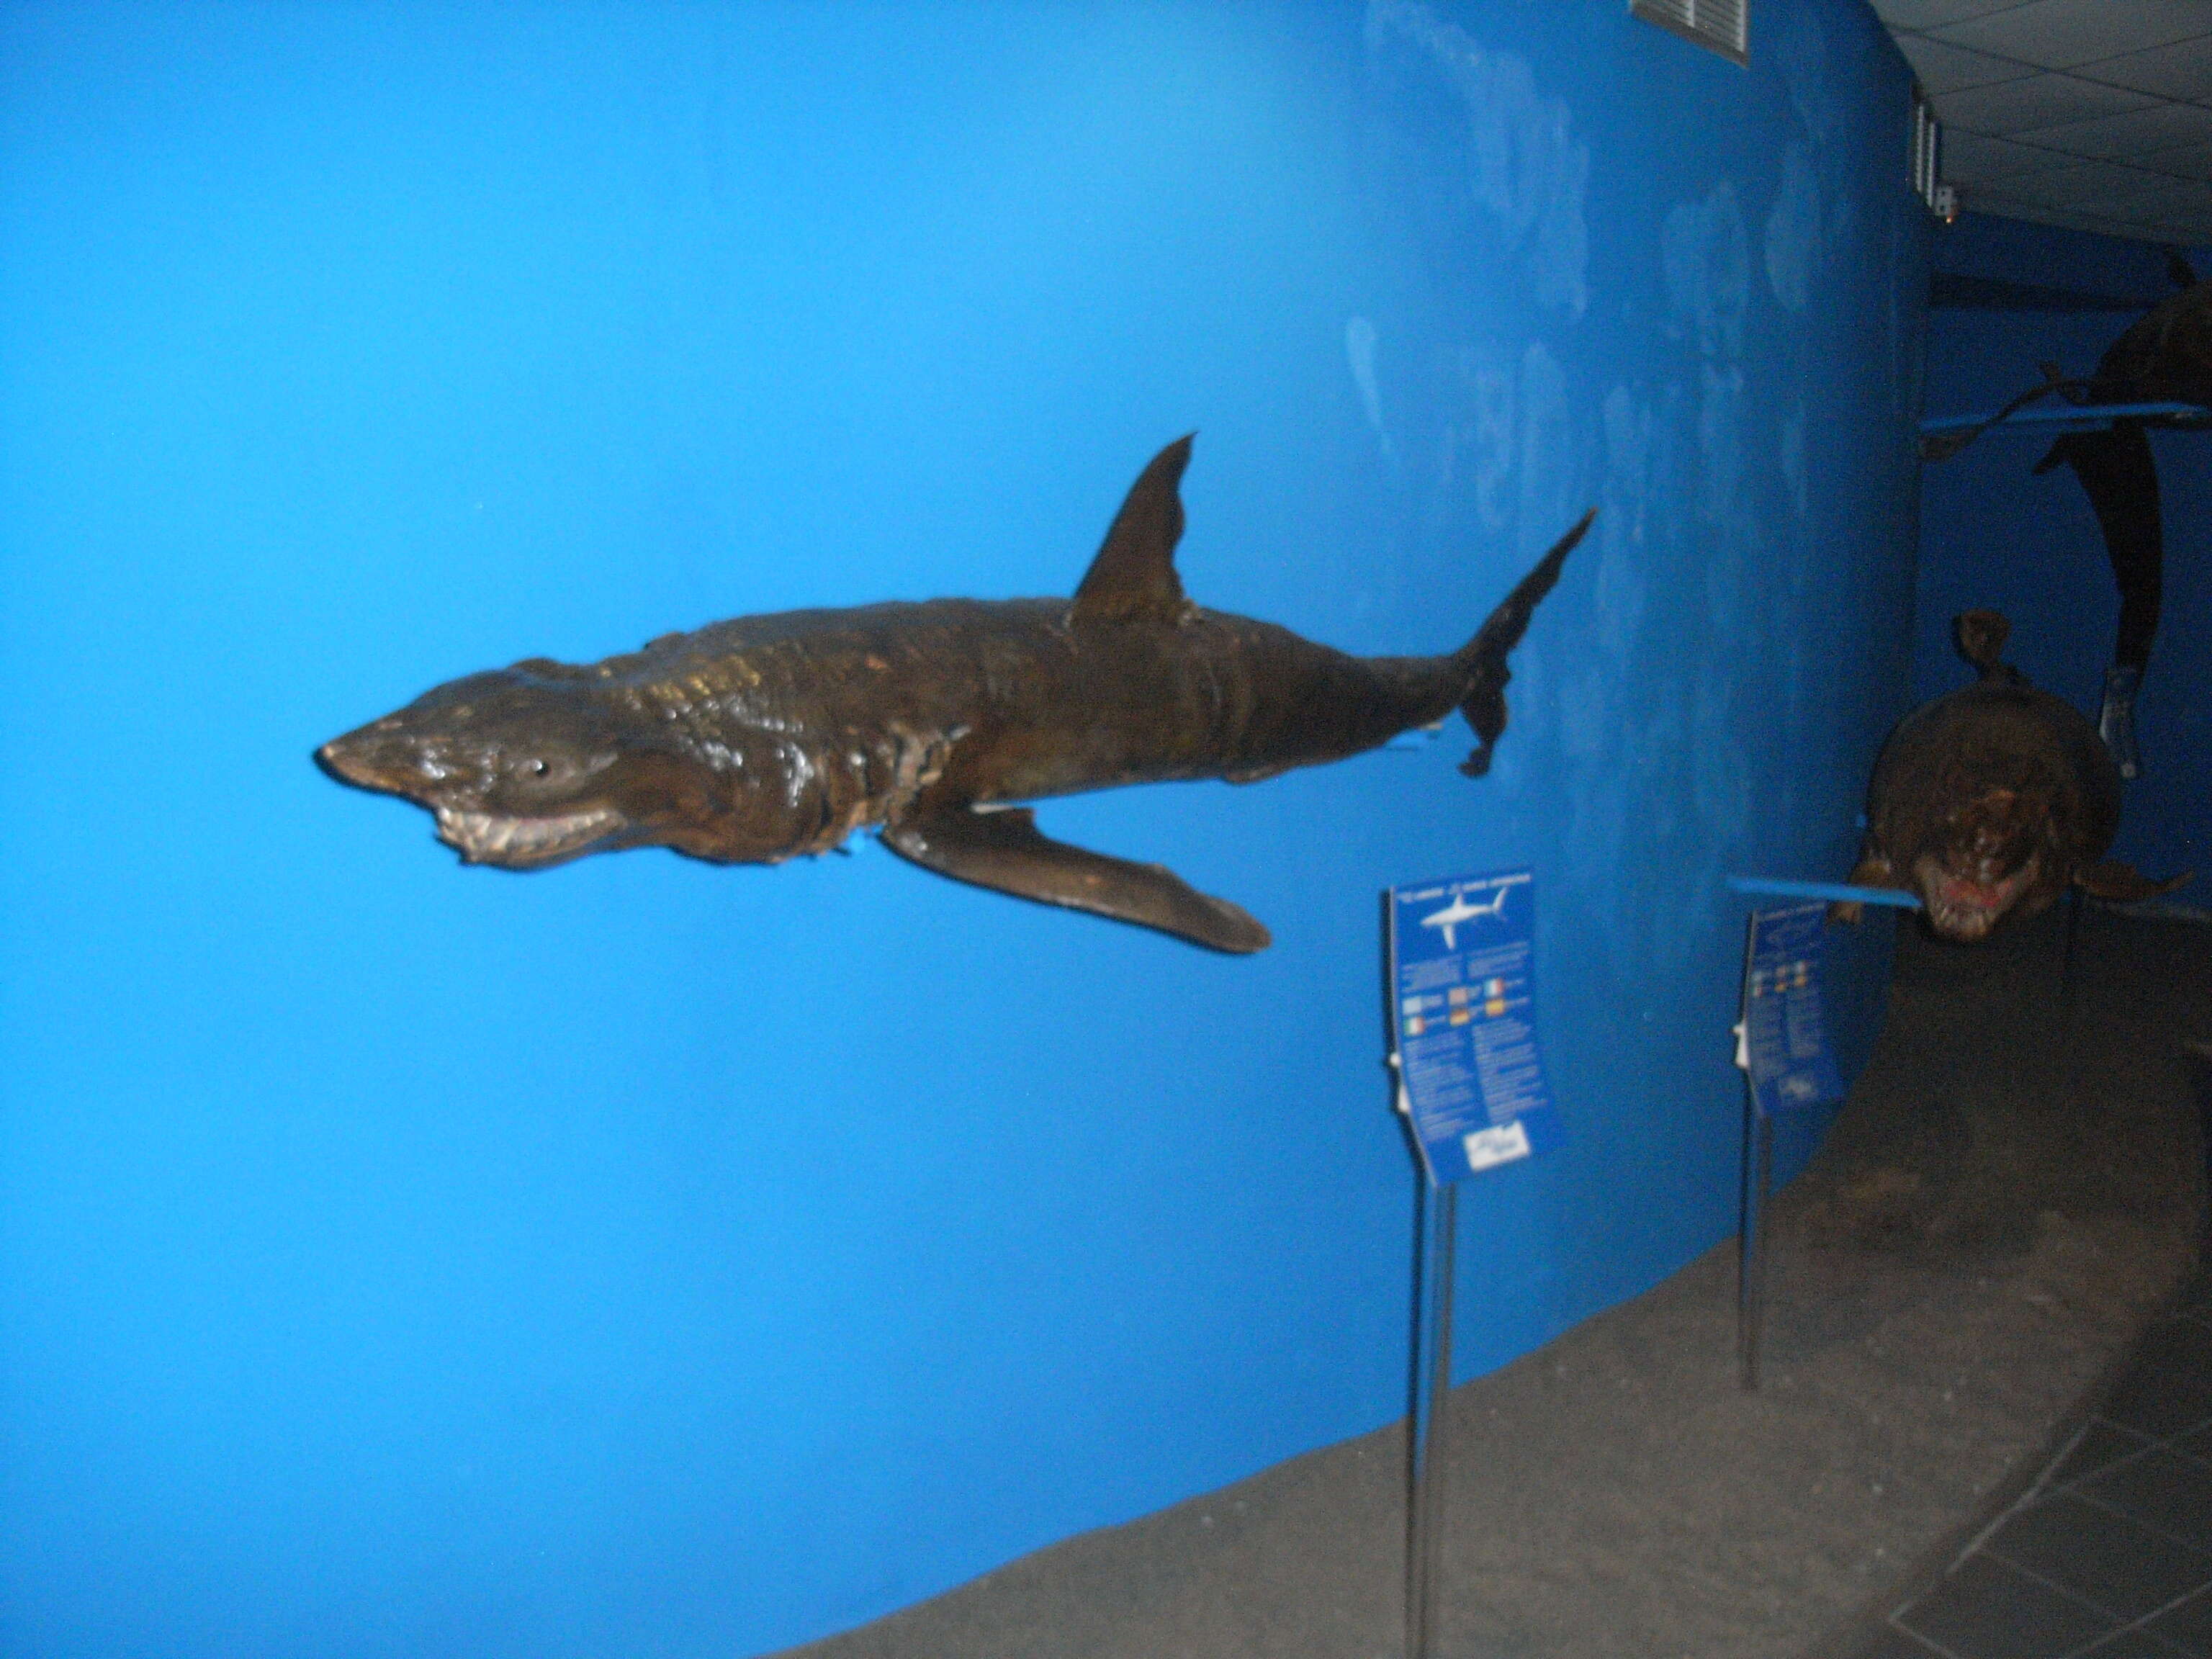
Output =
[
  {"x1": 434, "y1": 804, "x2": 624, "y2": 866},
  {"x1": 1916, "y1": 854, "x2": 2038, "y2": 941}
]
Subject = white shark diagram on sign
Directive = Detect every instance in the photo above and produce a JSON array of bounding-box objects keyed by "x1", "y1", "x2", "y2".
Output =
[{"x1": 1420, "y1": 886, "x2": 1508, "y2": 950}]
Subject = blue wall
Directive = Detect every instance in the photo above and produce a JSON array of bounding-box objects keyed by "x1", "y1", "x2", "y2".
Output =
[
  {"x1": 0, "y1": 4, "x2": 1925, "y2": 1654},
  {"x1": 1916, "y1": 215, "x2": 2211, "y2": 878}
]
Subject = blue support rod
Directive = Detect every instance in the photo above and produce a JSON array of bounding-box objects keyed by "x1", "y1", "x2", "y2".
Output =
[
  {"x1": 1918, "y1": 400, "x2": 2210, "y2": 434},
  {"x1": 1725, "y1": 876, "x2": 1921, "y2": 910}
]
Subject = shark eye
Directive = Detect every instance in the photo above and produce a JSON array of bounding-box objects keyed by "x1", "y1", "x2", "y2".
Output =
[{"x1": 510, "y1": 755, "x2": 559, "y2": 784}]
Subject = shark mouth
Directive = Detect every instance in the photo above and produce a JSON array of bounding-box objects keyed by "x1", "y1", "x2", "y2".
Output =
[
  {"x1": 434, "y1": 804, "x2": 625, "y2": 867},
  {"x1": 1915, "y1": 853, "x2": 2039, "y2": 942}
]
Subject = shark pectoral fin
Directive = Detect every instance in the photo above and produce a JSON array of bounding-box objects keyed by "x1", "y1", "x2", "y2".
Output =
[
  {"x1": 1070, "y1": 436, "x2": 1197, "y2": 626},
  {"x1": 881, "y1": 804, "x2": 1271, "y2": 953},
  {"x1": 2074, "y1": 860, "x2": 2194, "y2": 902},
  {"x1": 1830, "y1": 845, "x2": 1897, "y2": 925}
]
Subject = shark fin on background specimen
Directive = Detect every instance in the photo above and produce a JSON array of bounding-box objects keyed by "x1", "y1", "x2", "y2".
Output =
[
  {"x1": 1923, "y1": 258, "x2": 2209, "y2": 781},
  {"x1": 2031, "y1": 419, "x2": 2161, "y2": 775},
  {"x1": 319, "y1": 439, "x2": 1592, "y2": 952},
  {"x1": 1829, "y1": 610, "x2": 2189, "y2": 940},
  {"x1": 2033, "y1": 263, "x2": 2211, "y2": 778}
]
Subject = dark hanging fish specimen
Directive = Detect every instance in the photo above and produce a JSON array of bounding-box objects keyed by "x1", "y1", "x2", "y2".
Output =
[
  {"x1": 2030, "y1": 254, "x2": 2211, "y2": 776},
  {"x1": 1925, "y1": 252, "x2": 2210, "y2": 778},
  {"x1": 1831, "y1": 610, "x2": 2189, "y2": 943},
  {"x1": 318, "y1": 437, "x2": 1591, "y2": 953}
]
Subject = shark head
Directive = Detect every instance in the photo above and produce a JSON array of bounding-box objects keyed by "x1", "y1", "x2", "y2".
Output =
[
  {"x1": 316, "y1": 661, "x2": 824, "y2": 869},
  {"x1": 1908, "y1": 785, "x2": 2054, "y2": 942}
]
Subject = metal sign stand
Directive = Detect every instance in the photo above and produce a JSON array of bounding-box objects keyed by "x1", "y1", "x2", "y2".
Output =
[
  {"x1": 1383, "y1": 870, "x2": 1556, "y2": 1659},
  {"x1": 1723, "y1": 878, "x2": 1910, "y2": 1391},
  {"x1": 1733, "y1": 981, "x2": 1776, "y2": 1393},
  {"x1": 1404, "y1": 1166, "x2": 1457, "y2": 1659}
]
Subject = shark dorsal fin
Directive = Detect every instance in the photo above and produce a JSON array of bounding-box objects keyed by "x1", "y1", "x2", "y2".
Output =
[
  {"x1": 1953, "y1": 608, "x2": 2022, "y2": 683},
  {"x1": 1071, "y1": 435, "x2": 1195, "y2": 626}
]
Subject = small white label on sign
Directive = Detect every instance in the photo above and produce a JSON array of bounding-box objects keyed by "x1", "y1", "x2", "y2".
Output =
[{"x1": 1463, "y1": 1120, "x2": 1532, "y2": 1172}]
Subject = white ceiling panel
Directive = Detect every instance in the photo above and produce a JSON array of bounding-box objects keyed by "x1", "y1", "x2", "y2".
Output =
[
  {"x1": 2132, "y1": 176, "x2": 2212, "y2": 215},
  {"x1": 1939, "y1": 127, "x2": 2069, "y2": 181},
  {"x1": 1874, "y1": 0, "x2": 2212, "y2": 241},
  {"x1": 1994, "y1": 157, "x2": 2188, "y2": 207},
  {"x1": 1932, "y1": 71, "x2": 2164, "y2": 134},
  {"x1": 2016, "y1": 99, "x2": 2212, "y2": 161},
  {"x1": 2141, "y1": 138, "x2": 2212, "y2": 178},
  {"x1": 1874, "y1": 0, "x2": 2044, "y2": 26},
  {"x1": 2077, "y1": 31, "x2": 2212, "y2": 102},
  {"x1": 1894, "y1": 32, "x2": 2036, "y2": 92},
  {"x1": 1966, "y1": 186, "x2": 2195, "y2": 241},
  {"x1": 1928, "y1": 0, "x2": 2212, "y2": 71}
]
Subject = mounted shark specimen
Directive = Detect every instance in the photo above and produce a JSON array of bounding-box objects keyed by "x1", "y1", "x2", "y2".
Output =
[
  {"x1": 1830, "y1": 610, "x2": 2188, "y2": 943},
  {"x1": 318, "y1": 437, "x2": 1591, "y2": 953},
  {"x1": 1923, "y1": 252, "x2": 2211, "y2": 778},
  {"x1": 2031, "y1": 256, "x2": 2209, "y2": 776}
]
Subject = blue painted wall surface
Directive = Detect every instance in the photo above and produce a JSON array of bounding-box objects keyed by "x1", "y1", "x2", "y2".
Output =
[
  {"x1": 1915, "y1": 215, "x2": 2210, "y2": 878},
  {"x1": 0, "y1": 4, "x2": 1925, "y2": 1653}
]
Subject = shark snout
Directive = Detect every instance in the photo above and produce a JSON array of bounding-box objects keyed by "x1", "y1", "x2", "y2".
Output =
[
  {"x1": 314, "y1": 727, "x2": 449, "y2": 801},
  {"x1": 313, "y1": 737, "x2": 369, "y2": 786}
]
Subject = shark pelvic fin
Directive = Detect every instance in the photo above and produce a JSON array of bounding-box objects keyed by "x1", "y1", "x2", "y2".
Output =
[
  {"x1": 881, "y1": 801, "x2": 1270, "y2": 953},
  {"x1": 1071, "y1": 435, "x2": 1197, "y2": 626}
]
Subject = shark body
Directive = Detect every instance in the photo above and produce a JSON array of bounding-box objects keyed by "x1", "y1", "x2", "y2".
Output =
[
  {"x1": 1834, "y1": 610, "x2": 2188, "y2": 942},
  {"x1": 318, "y1": 438, "x2": 1589, "y2": 952}
]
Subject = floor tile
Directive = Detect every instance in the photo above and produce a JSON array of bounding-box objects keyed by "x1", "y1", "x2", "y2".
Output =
[
  {"x1": 1851, "y1": 1621, "x2": 1951, "y2": 1658},
  {"x1": 1899, "y1": 1554, "x2": 2120, "y2": 1659},
  {"x1": 2078, "y1": 1448, "x2": 2212, "y2": 1552},
  {"x1": 1986, "y1": 1493, "x2": 2212, "y2": 1622},
  {"x1": 2100, "y1": 1369, "x2": 2212, "y2": 1439},
  {"x1": 2131, "y1": 1320, "x2": 2212, "y2": 1388},
  {"x1": 2144, "y1": 1585, "x2": 2212, "y2": 1655},
  {"x1": 2074, "y1": 1629, "x2": 2192, "y2": 1658},
  {"x1": 2054, "y1": 1421, "x2": 2158, "y2": 1487}
]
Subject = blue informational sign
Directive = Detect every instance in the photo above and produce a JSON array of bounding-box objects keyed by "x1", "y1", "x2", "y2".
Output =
[
  {"x1": 1388, "y1": 868, "x2": 1560, "y2": 1184},
  {"x1": 1738, "y1": 902, "x2": 1845, "y2": 1118}
]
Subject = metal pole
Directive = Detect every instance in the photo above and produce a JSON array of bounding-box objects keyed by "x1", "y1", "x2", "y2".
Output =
[
  {"x1": 1738, "y1": 1097, "x2": 1773, "y2": 1392},
  {"x1": 1406, "y1": 1176, "x2": 1457, "y2": 1659},
  {"x1": 2061, "y1": 884, "x2": 2085, "y2": 1013}
]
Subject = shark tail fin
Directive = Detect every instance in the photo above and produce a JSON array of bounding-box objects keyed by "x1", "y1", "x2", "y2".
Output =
[{"x1": 1451, "y1": 508, "x2": 1593, "y2": 778}]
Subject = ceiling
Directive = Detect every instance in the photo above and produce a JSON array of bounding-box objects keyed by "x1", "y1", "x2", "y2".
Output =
[{"x1": 1868, "y1": 0, "x2": 2212, "y2": 246}]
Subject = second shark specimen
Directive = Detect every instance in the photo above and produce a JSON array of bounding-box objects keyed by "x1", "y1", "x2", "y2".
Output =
[
  {"x1": 1831, "y1": 609, "x2": 2188, "y2": 943},
  {"x1": 319, "y1": 437, "x2": 1591, "y2": 952}
]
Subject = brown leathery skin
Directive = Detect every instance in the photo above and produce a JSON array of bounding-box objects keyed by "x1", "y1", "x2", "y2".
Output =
[
  {"x1": 1848, "y1": 679, "x2": 2120, "y2": 942},
  {"x1": 2081, "y1": 279, "x2": 2211, "y2": 407},
  {"x1": 318, "y1": 438, "x2": 1591, "y2": 950},
  {"x1": 1835, "y1": 612, "x2": 2190, "y2": 940}
]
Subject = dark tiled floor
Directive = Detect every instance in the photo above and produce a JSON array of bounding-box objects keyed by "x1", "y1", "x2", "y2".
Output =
[{"x1": 1856, "y1": 1266, "x2": 2212, "y2": 1658}]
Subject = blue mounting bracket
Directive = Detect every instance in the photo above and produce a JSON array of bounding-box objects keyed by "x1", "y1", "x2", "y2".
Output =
[
  {"x1": 1726, "y1": 876, "x2": 1921, "y2": 910},
  {"x1": 1919, "y1": 399, "x2": 2211, "y2": 439}
]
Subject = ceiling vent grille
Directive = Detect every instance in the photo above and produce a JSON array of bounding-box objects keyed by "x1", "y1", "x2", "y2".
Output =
[{"x1": 1631, "y1": 0, "x2": 1748, "y2": 67}]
